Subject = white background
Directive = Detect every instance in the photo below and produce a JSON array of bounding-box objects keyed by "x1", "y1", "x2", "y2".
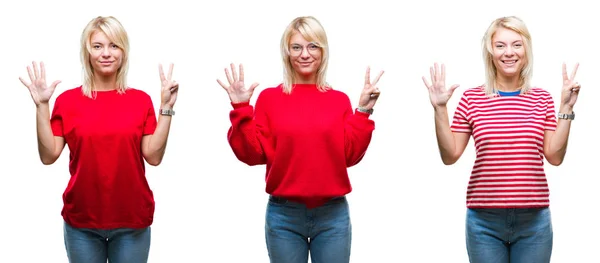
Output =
[{"x1": 1, "y1": 0, "x2": 598, "y2": 262}]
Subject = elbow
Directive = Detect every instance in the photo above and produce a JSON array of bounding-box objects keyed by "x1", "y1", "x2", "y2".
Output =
[
  {"x1": 441, "y1": 154, "x2": 459, "y2": 166},
  {"x1": 40, "y1": 155, "x2": 58, "y2": 165},
  {"x1": 546, "y1": 157, "x2": 563, "y2": 166},
  {"x1": 146, "y1": 158, "x2": 162, "y2": 166}
]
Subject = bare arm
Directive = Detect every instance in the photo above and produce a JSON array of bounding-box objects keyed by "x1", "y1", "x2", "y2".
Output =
[
  {"x1": 141, "y1": 109, "x2": 172, "y2": 166},
  {"x1": 19, "y1": 61, "x2": 65, "y2": 165},
  {"x1": 36, "y1": 102, "x2": 66, "y2": 164},
  {"x1": 423, "y1": 63, "x2": 470, "y2": 165},
  {"x1": 434, "y1": 106, "x2": 471, "y2": 165},
  {"x1": 543, "y1": 106, "x2": 574, "y2": 166},
  {"x1": 543, "y1": 63, "x2": 580, "y2": 166},
  {"x1": 141, "y1": 64, "x2": 179, "y2": 166}
]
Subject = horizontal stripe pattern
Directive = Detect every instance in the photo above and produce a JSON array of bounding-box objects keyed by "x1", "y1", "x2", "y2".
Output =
[{"x1": 451, "y1": 87, "x2": 557, "y2": 208}]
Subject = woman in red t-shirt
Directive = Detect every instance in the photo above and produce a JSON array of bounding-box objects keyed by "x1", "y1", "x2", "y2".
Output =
[
  {"x1": 217, "y1": 16, "x2": 384, "y2": 263},
  {"x1": 18, "y1": 16, "x2": 178, "y2": 263}
]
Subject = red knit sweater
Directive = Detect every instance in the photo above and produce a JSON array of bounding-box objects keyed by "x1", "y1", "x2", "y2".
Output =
[{"x1": 227, "y1": 84, "x2": 375, "y2": 208}]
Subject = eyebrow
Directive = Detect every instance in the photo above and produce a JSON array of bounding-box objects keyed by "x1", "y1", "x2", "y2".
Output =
[{"x1": 494, "y1": 40, "x2": 523, "y2": 44}]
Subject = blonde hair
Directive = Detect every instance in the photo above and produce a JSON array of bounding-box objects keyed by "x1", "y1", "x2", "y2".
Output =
[
  {"x1": 280, "y1": 16, "x2": 330, "y2": 94},
  {"x1": 482, "y1": 16, "x2": 533, "y2": 97},
  {"x1": 80, "y1": 16, "x2": 130, "y2": 98}
]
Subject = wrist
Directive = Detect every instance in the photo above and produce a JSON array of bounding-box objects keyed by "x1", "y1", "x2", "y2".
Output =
[
  {"x1": 357, "y1": 106, "x2": 373, "y2": 115},
  {"x1": 160, "y1": 104, "x2": 173, "y2": 111},
  {"x1": 559, "y1": 105, "x2": 573, "y2": 114}
]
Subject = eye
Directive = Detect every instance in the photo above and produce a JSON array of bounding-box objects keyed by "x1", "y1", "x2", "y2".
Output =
[
  {"x1": 111, "y1": 44, "x2": 119, "y2": 49},
  {"x1": 308, "y1": 44, "x2": 319, "y2": 50},
  {"x1": 93, "y1": 45, "x2": 101, "y2": 49},
  {"x1": 514, "y1": 43, "x2": 523, "y2": 48},
  {"x1": 495, "y1": 44, "x2": 505, "y2": 49},
  {"x1": 291, "y1": 45, "x2": 302, "y2": 51}
]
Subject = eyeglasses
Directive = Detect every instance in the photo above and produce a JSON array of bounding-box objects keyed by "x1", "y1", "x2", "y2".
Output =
[{"x1": 289, "y1": 43, "x2": 321, "y2": 56}]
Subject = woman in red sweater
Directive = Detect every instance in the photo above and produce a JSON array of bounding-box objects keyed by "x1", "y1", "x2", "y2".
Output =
[
  {"x1": 217, "y1": 16, "x2": 383, "y2": 263},
  {"x1": 18, "y1": 16, "x2": 178, "y2": 263},
  {"x1": 422, "y1": 16, "x2": 580, "y2": 263}
]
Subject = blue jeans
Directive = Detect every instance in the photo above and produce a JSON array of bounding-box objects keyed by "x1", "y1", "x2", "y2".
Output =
[
  {"x1": 466, "y1": 208, "x2": 553, "y2": 263},
  {"x1": 265, "y1": 195, "x2": 352, "y2": 263},
  {"x1": 63, "y1": 221, "x2": 151, "y2": 263}
]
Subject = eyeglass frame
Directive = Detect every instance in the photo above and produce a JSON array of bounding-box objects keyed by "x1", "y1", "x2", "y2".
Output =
[{"x1": 288, "y1": 42, "x2": 322, "y2": 56}]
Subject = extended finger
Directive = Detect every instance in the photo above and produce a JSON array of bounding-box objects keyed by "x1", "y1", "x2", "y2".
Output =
[
  {"x1": 231, "y1": 63, "x2": 238, "y2": 82},
  {"x1": 239, "y1": 64, "x2": 245, "y2": 83},
  {"x1": 562, "y1": 63, "x2": 568, "y2": 81},
  {"x1": 249, "y1": 82, "x2": 260, "y2": 92},
  {"x1": 365, "y1": 66, "x2": 371, "y2": 85},
  {"x1": 224, "y1": 67, "x2": 233, "y2": 84},
  {"x1": 429, "y1": 66, "x2": 435, "y2": 84},
  {"x1": 41, "y1": 61, "x2": 46, "y2": 80},
  {"x1": 167, "y1": 63, "x2": 174, "y2": 80},
  {"x1": 159, "y1": 64, "x2": 166, "y2": 82},
  {"x1": 217, "y1": 79, "x2": 228, "y2": 90},
  {"x1": 371, "y1": 70, "x2": 385, "y2": 86},
  {"x1": 570, "y1": 63, "x2": 579, "y2": 80},
  {"x1": 441, "y1": 63, "x2": 446, "y2": 83},
  {"x1": 26, "y1": 65, "x2": 35, "y2": 82},
  {"x1": 33, "y1": 61, "x2": 40, "y2": 79},
  {"x1": 18, "y1": 76, "x2": 31, "y2": 88},
  {"x1": 422, "y1": 76, "x2": 432, "y2": 89}
]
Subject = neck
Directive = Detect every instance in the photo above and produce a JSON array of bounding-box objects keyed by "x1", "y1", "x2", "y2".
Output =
[
  {"x1": 495, "y1": 74, "x2": 520, "y2": 92},
  {"x1": 294, "y1": 73, "x2": 317, "y2": 85},
  {"x1": 93, "y1": 73, "x2": 118, "y2": 91}
]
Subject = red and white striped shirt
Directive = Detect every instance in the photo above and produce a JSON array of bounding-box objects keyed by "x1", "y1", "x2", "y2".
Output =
[{"x1": 451, "y1": 86, "x2": 558, "y2": 208}]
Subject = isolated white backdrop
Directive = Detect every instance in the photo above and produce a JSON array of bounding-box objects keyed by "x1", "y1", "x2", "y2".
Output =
[{"x1": 1, "y1": 0, "x2": 598, "y2": 262}]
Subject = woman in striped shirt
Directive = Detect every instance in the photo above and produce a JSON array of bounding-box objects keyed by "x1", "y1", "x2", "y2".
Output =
[{"x1": 422, "y1": 16, "x2": 581, "y2": 263}]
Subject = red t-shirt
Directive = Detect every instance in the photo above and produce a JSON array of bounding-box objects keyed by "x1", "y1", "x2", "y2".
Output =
[
  {"x1": 50, "y1": 86, "x2": 157, "y2": 229},
  {"x1": 228, "y1": 84, "x2": 375, "y2": 208}
]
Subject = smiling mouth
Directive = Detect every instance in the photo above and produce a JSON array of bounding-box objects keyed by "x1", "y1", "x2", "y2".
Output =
[{"x1": 502, "y1": 60, "x2": 517, "y2": 66}]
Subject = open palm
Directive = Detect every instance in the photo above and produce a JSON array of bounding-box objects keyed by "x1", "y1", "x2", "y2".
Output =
[
  {"x1": 19, "y1": 61, "x2": 61, "y2": 106},
  {"x1": 217, "y1": 63, "x2": 259, "y2": 104},
  {"x1": 422, "y1": 63, "x2": 459, "y2": 108}
]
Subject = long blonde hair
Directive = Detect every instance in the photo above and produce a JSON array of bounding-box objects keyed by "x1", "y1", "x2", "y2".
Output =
[
  {"x1": 280, "y1": 16, "x2": 330, "y2": 94},
  {"x1": 80, "y1": 16, "x2": 130, "y2": 98},
  {"x1": 481, "y1": 16, "x2": 533, "y2": 97}
]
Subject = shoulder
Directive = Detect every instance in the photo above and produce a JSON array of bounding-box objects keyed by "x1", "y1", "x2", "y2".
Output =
[
  {"x1": 55, "y1": 86, "x2": 83, "y2": 103},
  {"x1": 527, "y1": 87, "x2": 553, "y2": 98},
  {"x1": 124, "y1": 87, "x2": 152, "y2": 98}
]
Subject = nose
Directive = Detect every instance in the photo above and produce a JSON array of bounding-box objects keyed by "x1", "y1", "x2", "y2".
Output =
[
  {"x1": 300, "y1": 47, "x2": 311, "y2": 59},
  {"x1": 504, "y1": 46, "x2": 515, "y2": 56},
  {"x1": 101, "y1": 47, "x2": 111, "y2": 57}
]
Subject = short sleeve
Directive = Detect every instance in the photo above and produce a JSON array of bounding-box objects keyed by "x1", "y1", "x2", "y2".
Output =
[
  {"x1": 50, "y1": 96, "x2": 64, "y2": 137},
  {"x1": 450, "y1": 91, "x2": 472, "y2": 133},
  {"x1": 143, "y1": 95, "x2": 157, "y2": 135},
  {"x1": 544, "y1": 94, "x2": 558, "y2": 131}
]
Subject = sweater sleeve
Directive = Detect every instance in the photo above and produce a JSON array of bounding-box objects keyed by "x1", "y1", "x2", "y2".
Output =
[
  {"x1": 343, "y1": 97, "x2": 375, "y2": 167},
  {"x1": 226, "y1": 91, "x2": 271, "y2": 166}
]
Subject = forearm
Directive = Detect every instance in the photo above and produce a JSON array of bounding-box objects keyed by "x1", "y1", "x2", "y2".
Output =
[
  {"x1": 344, "y1": 111, "x2": 374, "y2": 167},
  {"x1": 145, "y1": 105, "x2": 173, "y2": 165},
  {"x1": 547, "y1": 106, "x2": 573, "y2": 164},
  {"x1": 434, "y1": 106, "x2": 457, "y2": 164},
  {"x1": 36, "y1": 103, "x2": 57, "y2": 164},
  {"x1": 228, "y1": 103, "x2": 267, "y2": 165}
]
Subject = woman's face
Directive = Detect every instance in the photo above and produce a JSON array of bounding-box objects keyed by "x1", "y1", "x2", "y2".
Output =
[
  {"x1": 491, "y1": 27, "x2": 526, "y2": 79},
  {"x1": 288, "y1": 31, "x2": 322, "y2": 82},
  {"x1": 89, "y1": 30, "x2": 123, "y2": 77}
]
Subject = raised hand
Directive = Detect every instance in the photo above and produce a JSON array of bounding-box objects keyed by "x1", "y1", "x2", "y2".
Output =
[
  {"x1": 358, "y1": 66, "x2": 384, "y2": 110},
  {"x1": 560, "y1": 63, "x2": 580, "y2": 109},
  {"x1": 19, "y1": 61, "x2": 61, "y2": 106},
  {"x1": 422, "y1": 63, "x2": 460, "y2": 108},
  {"x1": 159, "y1": 63, "x2": 178, "y2": 108},
  {"x1": 217, "y1": 63, "x2": 259, "y2": 104}
]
